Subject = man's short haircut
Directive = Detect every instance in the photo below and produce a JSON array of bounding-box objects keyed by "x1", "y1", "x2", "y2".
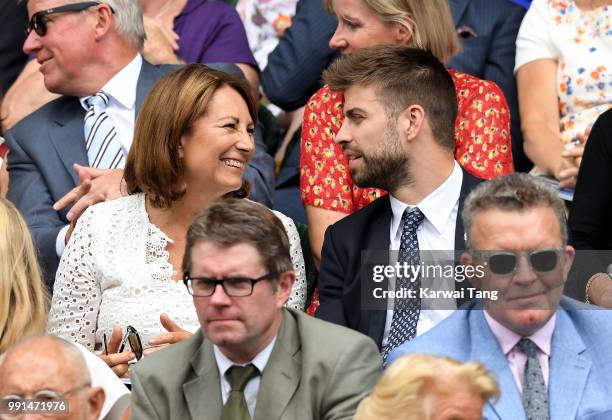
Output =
[
  {"x1": 462, "y1": 173, "x2": 568, "y2": 248},
  {"x1": 64, "y1": 0, "x2": 145, "y2": 50},
  {"x1": 125, "y1": 64, "x2": 257, "y2": 209},
  {"x1": 182, "y1": 199, "x2": 293, "y2": 283},
  {"x1": 0, "y1": 335, "x2": 91, "y2": 385},
  {"x1": 323, "y1": 45, "x2": 457, "y2": 150},
  {"x1": 324, "y1": 0, "x2": 460, "y2": 63},
  {"x1": 355, "y1": 353, "x2": 499, "y2": 420}
]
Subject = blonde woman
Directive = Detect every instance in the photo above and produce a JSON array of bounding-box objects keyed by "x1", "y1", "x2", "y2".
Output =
[
  {"x1": 0, "y1": 198, "x2": 129, "y2": 419},
  {"x1": 0, "y1": 198, "x2": 47, "y2": 353},
  {"x1": 356, "y1": 353, "x2": 499, "y2": 420}
]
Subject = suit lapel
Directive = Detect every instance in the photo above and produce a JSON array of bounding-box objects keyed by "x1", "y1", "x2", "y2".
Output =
[
  {"x1": 448, "y1": 0, "x2": 469, "y2": 26},
  {"x1": 548, "y1": 310, "x2": 590, "y2": 420},
  {"x1": 50, "y1": 99, "x2": 89, "y2": 184},
  {"x1": 470, "y1": 309, "x2": 526, "y2": 420},
  {"x1": 455, "y1": 169, "x2": 482, "y2": 305},
  {"x1": 136, "y1": 61, "x2": 173, "y2": 114},
  {"x1": 254, "y1": 311, "x2": 301, "y2": 420},
  {"x1": 367, "y1": 197, "x2": 392, "y2": 348},
  {"x1": 183, "y1": 335, "x2": 223, "y2": 420}
]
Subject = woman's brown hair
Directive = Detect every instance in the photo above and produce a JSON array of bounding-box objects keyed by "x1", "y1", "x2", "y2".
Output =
[{"x1": 124, "y1": 64, "x2": 258, "y2": 209}]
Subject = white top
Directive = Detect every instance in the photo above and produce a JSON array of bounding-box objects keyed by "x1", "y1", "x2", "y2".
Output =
[
  {"x1": 74, "y1": 342, "x2": 130, "y2": 420},
  {"x1": 47, "y1": 194, "x2": 306, "y2": 352},
  {"x1": 213, "y1": 337, "x2": 276, "y2": 418},
  {"x1": 382, "y1": 162, "x2": 462, "y2": 347},
  {"x1": 515, "y1": 0, "x2": 612, "y2": 144},
  {"x1": 56, "y1": 54, "x2": 142, "y2": 257}
]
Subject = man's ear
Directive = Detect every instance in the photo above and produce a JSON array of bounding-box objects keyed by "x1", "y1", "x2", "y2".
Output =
[
  {"x1": 93, "y1": 4, "x2": 114, "y2": 40},
  {"x1": 86, "y1": 387, "x2": 105, "y2": 420},
  {"x1": 276, "y1": 271, "x2": 295, "y2": 307},
  {"x1": 563, "y1": 244, "x2": 575, "y2": 276},
  {"x1": 398, "y1": 105, "x2": 425, "y2": 143}
]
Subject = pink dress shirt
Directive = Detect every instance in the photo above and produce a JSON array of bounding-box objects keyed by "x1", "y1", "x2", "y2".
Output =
[{"x1": 484, "y1": 311, "x2": 556, "y2": 393}]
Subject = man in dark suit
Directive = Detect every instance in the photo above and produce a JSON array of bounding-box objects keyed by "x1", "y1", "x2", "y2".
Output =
[
  {"x1": 390, "y1": 173, "x2": 612, "y2": 419},
  {"x1": 5, "y1": 0, "x2": 267, "y2": 288},
  {"x1": 131, "y1": 199, "x2": 382, "y2": 420},
  {"x1": 315, "y1": 45, "x2": 482, "y2": 362},
  {"x1": 262, "y1": 0, "x2": 527, "y2": 170}
]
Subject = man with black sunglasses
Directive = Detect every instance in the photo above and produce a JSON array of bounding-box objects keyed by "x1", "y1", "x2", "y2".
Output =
[
  {"x1": 129, "y1": 199, "x2": 382, "y2": 420},
  {"x1": 390, "y1": 173, "x2": 612, "y2": 419}
]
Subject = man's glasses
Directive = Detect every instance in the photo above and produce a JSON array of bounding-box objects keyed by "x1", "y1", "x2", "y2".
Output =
[
  {"x1": 474, "y1": 248, "x2": 565, "y2": 276},
  {"x1": 26, "y1": 2, "x2": 111, "y2": 37},
  {"x1": 0, "y1": 383, "x2": 89, "y2": 419},
  {"x1": 183, "y1": 273, "x2": 277, "y2": 297}
]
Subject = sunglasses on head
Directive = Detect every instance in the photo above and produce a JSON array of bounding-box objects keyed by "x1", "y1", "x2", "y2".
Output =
[
  {"x1": 475, "y1": 248, "x2": 565, "y2": 276},
  {"x1": 26, "y1": 1, "x2": 113, "y2": 37}
]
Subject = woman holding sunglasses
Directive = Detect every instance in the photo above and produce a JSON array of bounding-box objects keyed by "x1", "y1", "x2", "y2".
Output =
[{"x1": 46, "y1": 65, "x2": 307, "y2": 376}]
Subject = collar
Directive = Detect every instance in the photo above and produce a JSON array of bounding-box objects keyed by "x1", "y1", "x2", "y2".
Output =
[
  {"x1": 484, "y1": 310, "x2": 556, "y2": 357},
  {"x1": 213, "y1": 336, "x2": 277, "y2": 377},
  {"x1": 79, "y1": 54, "x2": 142, "y2": 110},
  {"x1": 389, "y1": 161, "x2": 462, "y2": 236}
]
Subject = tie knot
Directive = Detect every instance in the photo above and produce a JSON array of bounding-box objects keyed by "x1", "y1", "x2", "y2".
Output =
[
  {"x1": 516, "y1": 338, "x2": 538, "y2": 357},
  {"x1": 401, "y1": 207, "x2": 425, "y2": 234},
  {"x1": 226, "y1": 364, "x2": 259, "y2": 392},
  {"x1": 86, "y1": 91, "x2": 110, "y2": 109}
]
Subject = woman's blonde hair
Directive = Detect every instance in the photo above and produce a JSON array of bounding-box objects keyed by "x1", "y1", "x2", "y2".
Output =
[
  {"x1": 355, "y1": 353, "x2": 499, "y2": 420},
  {"x1": 0, "y1": 198, "x2": 49, "y2": 353},
  {"x1": 326, "y1": 0, "x2": 460, "y2": 63}
]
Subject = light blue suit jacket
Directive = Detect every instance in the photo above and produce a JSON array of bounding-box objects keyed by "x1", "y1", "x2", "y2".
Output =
[{"x1": 389, "y1": 297, "x2": 612, "y2": 420}]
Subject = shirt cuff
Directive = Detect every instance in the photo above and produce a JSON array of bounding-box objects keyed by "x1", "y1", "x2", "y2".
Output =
[{"x1": 56, "y1": 224, "x2": 70, "y2": 257}]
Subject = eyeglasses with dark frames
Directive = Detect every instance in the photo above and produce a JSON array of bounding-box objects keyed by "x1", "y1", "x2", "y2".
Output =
[
  {"x1": 26, "y1": 1, "x2": 114, "y2": 37},
  {"x1": 183, "y1": 272, "x2": 278, "y2": 297},
  {"x1": 117, "y1": 325, "x2": 143, "y2": 360},
  {"x1": 472, "y1": 248, "x2": 566, "y2": 276}
]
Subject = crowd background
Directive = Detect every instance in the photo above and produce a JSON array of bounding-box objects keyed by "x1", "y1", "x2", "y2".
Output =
[{"x1": 2, "y1": 0, "x2": 612, "y2": 419}]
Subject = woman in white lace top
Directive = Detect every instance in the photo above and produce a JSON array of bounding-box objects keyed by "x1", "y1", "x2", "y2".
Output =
[{"x1": 47, "y1": 65, "x2": 306, "y2": 373}]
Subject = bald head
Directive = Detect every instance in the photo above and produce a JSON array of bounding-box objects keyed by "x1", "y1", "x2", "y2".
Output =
[{"x1": 0, "y1": 335, "x2": 104, "y2": 420}]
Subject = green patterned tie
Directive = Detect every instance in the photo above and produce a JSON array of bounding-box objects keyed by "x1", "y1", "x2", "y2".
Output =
[{"x1": 220, "y1": 364, "x2": 260, "y2": 420}]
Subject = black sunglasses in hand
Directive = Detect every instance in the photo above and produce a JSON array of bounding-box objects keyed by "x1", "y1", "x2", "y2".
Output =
[
  {"x1": 26, "y1": 1, "x2": 114, "y2": 37},
  {"x1": 117, "y1": 325, "x2": 143, "y2": 360}
]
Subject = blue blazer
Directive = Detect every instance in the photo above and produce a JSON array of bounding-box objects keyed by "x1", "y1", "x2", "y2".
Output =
[
  {"x1": 5, "y1": 61, "x2": 272, "y2": 288},
  {"x1": 389, "y1": 297, "x2": 612, "y2": 420}
]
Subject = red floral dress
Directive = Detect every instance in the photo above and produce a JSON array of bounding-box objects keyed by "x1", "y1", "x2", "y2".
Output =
[{"x1": 300, "y1": 69, "x2": 514, "y2": 213}]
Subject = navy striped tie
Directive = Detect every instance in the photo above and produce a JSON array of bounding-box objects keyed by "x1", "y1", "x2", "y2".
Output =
[
  {"x1": 84, "y1": 91, "x2": 125, "y2": 169},
  {"x1": 382, "y1": 207, "x2": 425, "y2": 364}
]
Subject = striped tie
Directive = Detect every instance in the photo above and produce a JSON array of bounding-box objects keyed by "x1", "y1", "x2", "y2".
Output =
[{"x1": 83, "y1": 91, "x2": 125, "y2": 169}]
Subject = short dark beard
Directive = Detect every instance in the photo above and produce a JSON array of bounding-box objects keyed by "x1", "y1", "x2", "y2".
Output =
[{"x1": 352, "y1": 122, "x2": 413, "y2": 193}]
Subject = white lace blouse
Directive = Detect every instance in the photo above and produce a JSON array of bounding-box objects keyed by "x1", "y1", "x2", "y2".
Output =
[{"x1": 47, "y1": 194, "x2": 307, "y2": 352}]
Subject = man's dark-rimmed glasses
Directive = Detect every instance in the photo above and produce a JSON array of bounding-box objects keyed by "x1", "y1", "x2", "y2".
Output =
[
  {"x1": 183, "y1": 273, "x2": 278, "y2": 297},
  {"x1": 26, "y1": 2, "x2": 111, "y2": 37}
]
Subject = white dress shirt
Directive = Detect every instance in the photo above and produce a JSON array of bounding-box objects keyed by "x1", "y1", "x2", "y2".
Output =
[
  {"x1": 56, "y1": 54, "x2": 142, "y2": 257},
  {"x1": 382, "y1": 161, "x2": 463, "y2": 347},
  {"x1": 214, "y1": 337, "x2": 277, "y2": 418}
]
